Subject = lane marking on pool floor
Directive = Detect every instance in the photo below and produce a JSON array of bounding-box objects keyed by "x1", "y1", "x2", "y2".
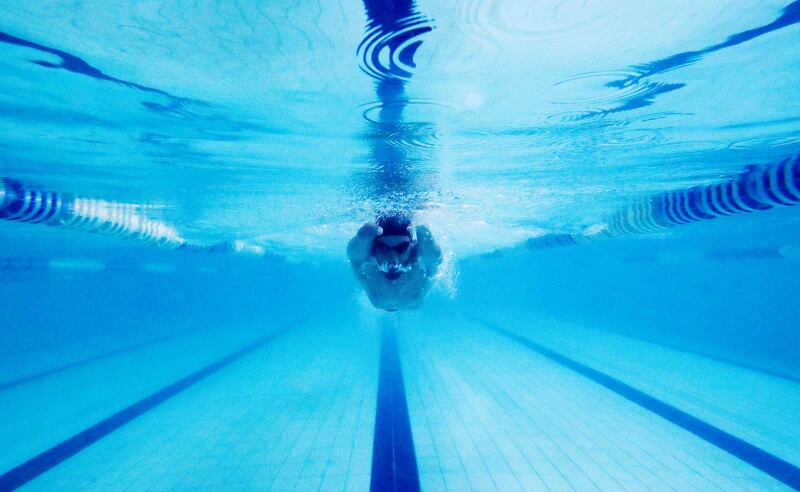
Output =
[
  {"x1": 0, "y1": 323, "x2": 298, "y2": 491},
  {"x1": 370, "y1": 325, "x2": 421, "y2": 492},
  {"x1": 580, "y1": 326, "x2": 800, "y2": 385},
  {"x1": 0, "y1": 328, "x2": 197, "y2": 392},
  {"x1": 474, "y1": 318, "x2": 800, "y2": 491}
]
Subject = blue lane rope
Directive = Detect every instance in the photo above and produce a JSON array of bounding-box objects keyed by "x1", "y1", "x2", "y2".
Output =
[
  {"x1": 527, "y1": 154, "x2": 800, "y2": 251},
  {"x1": 0, "y1": 178, "x2": 263, "y2": 256}
]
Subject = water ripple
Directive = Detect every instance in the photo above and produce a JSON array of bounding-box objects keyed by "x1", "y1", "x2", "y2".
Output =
[
  {"x1": 457, "y1": 0, "x2": 612, "y2": 41},
  {"x1": 385, "y1": 128, "x2": 493, "y2": 152},
  {"x1": 551, "y1": 71, "x2": 685, "y2": 121},
  {"x1": 587, "y1": 2, "x2": 800, "y2": 117},
  {"x1": 544, "y1": 109, "x2": 608, "y2": 126},
  {"x1": 551, "y1": 70, "x2": 654, "y2": 105},
  {"x1": 383, "y1": 125, "x2": 438, "y2": 150},
  {"x1": 596, "y1": 129, "x2": 664, "y2": 148},
  {"x1": 728, "y1": 134, "x2": 800, "y2": 150},
  {"x1": 359, "y1": 99, "x2": 460, "y2": 125},
  {"x1": 356, "y1": 13, "x2": 433, "y2": 81}
]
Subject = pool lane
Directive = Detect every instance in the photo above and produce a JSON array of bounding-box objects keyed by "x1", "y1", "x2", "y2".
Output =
[
  {"x1": 468, "y1": 314, "x2": 800, "y2": 469},
  {"x1": 0, "y1": 328, "x2": 197, "y2": 392},
  {"x1": 6, "y1": 310, "x2": 796, "y2": 491},
  {"x1": 13, "y1": 318, "x2": 378, "y2": 491},
  {"x1": 481, "y1": 321, "x2": 800, "y2": 491},
  {"x1": 0, "y1": 328, "x2": 292, "y2": 490},
  {"x1": 370, "y1": 322, "x2": 420, "y2": 492},
  {"x1": 398, "y1": 315, "x2": 793, "y2": 491},
  {"x1": 0, "y1": 319, "x2": 301, "y2": 476}
]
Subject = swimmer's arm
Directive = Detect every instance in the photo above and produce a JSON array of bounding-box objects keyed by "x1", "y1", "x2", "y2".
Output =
[
  {"x1": 347, "y1": 222, "x2": 382, "y2": 269},
  {"x1": 415, "y1": 225, "x2": 442, "y2": 276}
]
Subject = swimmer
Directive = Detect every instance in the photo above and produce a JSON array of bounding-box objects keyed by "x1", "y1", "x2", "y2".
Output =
[{"x1": 347, "y1": 213, "x2": 442, "y2": 311}]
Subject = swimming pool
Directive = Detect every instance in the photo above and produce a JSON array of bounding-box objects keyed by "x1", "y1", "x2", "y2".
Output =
[{"x1": 1, "y1": 1, "x2": 799, "y2": 490}]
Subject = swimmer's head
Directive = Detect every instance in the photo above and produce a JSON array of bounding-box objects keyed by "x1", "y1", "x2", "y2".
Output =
[{"x1": 373, "y1": 212, "x2": 415, "y2": 279}]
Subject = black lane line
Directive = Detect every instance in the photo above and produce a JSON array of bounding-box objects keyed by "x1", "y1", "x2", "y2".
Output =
[
  {"x1": 370, "y1": 326, "x2": 421, "y2": 492},
  {"x1": 591, "y1": 327, "x2": 800, "y2": 385},
  {"x1": 0, "y1": 325, "x2": 293, "y2": 491},
  {"x1": 476, "y1": 319, "x2": 800, "y2": 491},
  {"x1": 0, "y1": 329, "x2": 196, "y2": 392}
]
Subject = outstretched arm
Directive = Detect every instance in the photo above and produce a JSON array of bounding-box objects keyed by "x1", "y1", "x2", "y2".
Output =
[
  {"x1": 347, "y1": 222, "x2": 382, "y2": 270},
  {"x1": 415, "y1": 225, "x2": 442, "y2": 276}
]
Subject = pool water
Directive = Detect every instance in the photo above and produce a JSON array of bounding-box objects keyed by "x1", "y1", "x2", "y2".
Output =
[{"x1": 1, "y1": 1, "x2": 799, "y2": 490}]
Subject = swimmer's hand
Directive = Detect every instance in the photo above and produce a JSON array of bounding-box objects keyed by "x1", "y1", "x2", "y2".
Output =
[
  {"x1": 348, "y1": 222, "x2": 382, "y2": 265},
  {"x1": 415, "y1": 225, "x2": 442, "y2": 275},
  {"x1": 357, "y1": 222, "x2": 382, "y2": 238}
]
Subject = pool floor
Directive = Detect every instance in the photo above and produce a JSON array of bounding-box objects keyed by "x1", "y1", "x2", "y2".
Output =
[{"x1": 1, "y1": 311, "x2": 797, "y2": 491}]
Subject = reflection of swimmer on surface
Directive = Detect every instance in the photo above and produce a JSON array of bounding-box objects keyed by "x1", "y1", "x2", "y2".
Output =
[
  {"x1": 349, "y1": 0, "x2": 439, "y2": 310},
  {"x1": 347, "y1": 212, "x2": 441, "y2": 311}
]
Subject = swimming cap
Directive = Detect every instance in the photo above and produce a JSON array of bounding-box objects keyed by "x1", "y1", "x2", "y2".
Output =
[{"x1": 376, "y1": 211, "x2": 412, "y2": 237}]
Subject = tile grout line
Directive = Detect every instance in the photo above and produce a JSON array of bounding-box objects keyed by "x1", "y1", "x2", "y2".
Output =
[
  {"x1": 473, "y1": 317, "x2": 800, "y2": 491},
  {"x1": 0, "y1": 328, "x2": 198, "y2": 392},
  {"x1": 583, "y1": 324, "x2": 800, "y2": 385},
  {"x1": 0, "y1": 322, "x2": 300, "y2": 491}
]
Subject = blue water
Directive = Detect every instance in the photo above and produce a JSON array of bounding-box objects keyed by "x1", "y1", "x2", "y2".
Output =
[{"x1": 1, "y1": 1, "x2": 800, "y2": 490}]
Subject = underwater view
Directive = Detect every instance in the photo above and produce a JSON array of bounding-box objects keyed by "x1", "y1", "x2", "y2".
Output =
[{"x1": 1, "y1": 0, "x2": 800, "y2": 490}]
